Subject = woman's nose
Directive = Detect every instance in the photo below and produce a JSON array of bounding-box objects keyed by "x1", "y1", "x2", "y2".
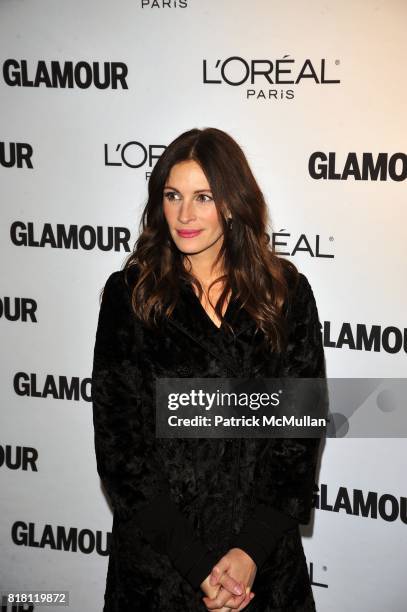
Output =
[{"x1": 178, "y1": 200, "x2": 197, "y2": 223}]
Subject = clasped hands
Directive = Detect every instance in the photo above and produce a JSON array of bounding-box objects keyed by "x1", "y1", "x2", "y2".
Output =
[{"x1": 200, "y1": 547, "x2": 257, "y2": 611}]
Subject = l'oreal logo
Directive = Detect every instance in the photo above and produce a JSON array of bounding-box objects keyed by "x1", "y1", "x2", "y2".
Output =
[{"x1": 202, "y1": 56, "x2": 340, "y2": 86}]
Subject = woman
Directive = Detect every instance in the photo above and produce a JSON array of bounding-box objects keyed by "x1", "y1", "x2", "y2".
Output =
[{"x1": 91, "y1": 127, "x2": 327, "y2": 611}]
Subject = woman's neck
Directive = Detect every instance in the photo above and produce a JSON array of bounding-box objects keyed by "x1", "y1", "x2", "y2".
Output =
[{"x1": 183, "y1": 254, "x2": 226, "y2": 289}]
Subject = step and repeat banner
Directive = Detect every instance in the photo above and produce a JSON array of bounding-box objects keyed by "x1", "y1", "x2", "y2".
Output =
[{"x1": 1, "y1": 1, "x2": 406, "y2": 611}]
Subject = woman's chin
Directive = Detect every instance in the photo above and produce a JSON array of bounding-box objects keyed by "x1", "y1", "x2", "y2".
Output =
[{"x1": 173, "y1": 238, "x2": 208, "y2": 254}]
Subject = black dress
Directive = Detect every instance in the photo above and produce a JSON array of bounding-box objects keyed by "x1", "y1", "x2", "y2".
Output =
[{"x1": 91, "y1": 264, "x2": 326, "y2": 611}]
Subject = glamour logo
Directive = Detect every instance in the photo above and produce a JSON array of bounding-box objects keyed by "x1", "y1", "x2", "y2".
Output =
[
  {"x1": 10, "y1": 222, "x2": 131, "y2": 251},
  {"x1": 0, "y1": 141, "x2": 33, "y2": 168},
  {"x1": 14, "y1": 372, "x2": 91, "y2": 402},
  {"x1": 12, "y1": 522, "x2": 110, "y2": 555},
  {"x1": 2, "y1": 59, "x2": 128, "y2": 89},
  {"x1": 309, "y1": 152, "x2": 407, "y2": 181},
  {"x1": 0, "y1": 444, "x2": 38, "y2": 471},
  {"x1": 203, "y1": 56, "x2": 340, "y2": 99},
  {"x1": 314, "y1": 483, "x2": 407, "y2": 523},
  {"x1": 324, "y1": 322, "x2": 407, "y2": 354},
  {"x1": 0, "y1": 297, "x2": 37, "y2": 322},
  {"x1": 104, "y1": 141, "x2": 166, "y2": 171},
  {"x1": 272, "y1": 230, "x2": 334, "y2": 258}
]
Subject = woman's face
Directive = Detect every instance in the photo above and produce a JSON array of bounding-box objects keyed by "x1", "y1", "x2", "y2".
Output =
[{"x1": 163, "y1": 159, "x2": 225, "y2": 257}]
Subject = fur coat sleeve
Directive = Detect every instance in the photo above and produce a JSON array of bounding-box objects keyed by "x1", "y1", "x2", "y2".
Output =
[
  {"x1": 91, "y1": 271, "x2": 220, "y2": 590},
  {"x1": 229, "y1": 273, "x2": 326, "y2": 570}
]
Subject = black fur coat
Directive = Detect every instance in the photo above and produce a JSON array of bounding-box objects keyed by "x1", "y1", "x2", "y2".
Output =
[{"x1": 91, "y1": 264, "x2": 326, "y2": 611}]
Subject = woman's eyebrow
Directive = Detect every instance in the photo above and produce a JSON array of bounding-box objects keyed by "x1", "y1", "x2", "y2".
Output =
[{"x1": 163, "y1": 185, "x2": 212, "y2": 193}]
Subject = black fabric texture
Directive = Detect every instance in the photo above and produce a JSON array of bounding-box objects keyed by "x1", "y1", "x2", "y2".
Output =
[{"x1": 91, "y1": 263, "x2": 327, "y2": 611}]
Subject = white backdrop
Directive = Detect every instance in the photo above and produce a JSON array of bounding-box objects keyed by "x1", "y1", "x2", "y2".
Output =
[{"x1": 1, "y1": 1, "x2": 406, "y2": 611}]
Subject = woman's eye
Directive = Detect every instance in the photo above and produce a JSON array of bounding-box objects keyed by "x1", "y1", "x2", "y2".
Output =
[
  {"x1": 164, "y1": 191, "x2": 179, "y2": 201},
  {"x1": 197, "y1": 194, "x2": 213, "y2": 203},
  {"x1": 164, "y1": 192, "x2": 213, "y2": 203}
]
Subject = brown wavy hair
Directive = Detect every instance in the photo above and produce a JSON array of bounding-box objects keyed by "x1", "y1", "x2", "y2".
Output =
[{"x1": 122, "y1": 127, "x2": 299, "y2": 353}]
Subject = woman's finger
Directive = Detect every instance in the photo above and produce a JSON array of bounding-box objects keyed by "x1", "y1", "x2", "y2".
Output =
[
  {"x1": 211, "y1": 595, "x2": 254, "y2": 612},
  {"x1": 209, "y1": 563, "x2": 227, "y2": 586},
  {"x1": 203, "y1": 593, "x2": 246, "y2": 610},
  {"x1": 202, "y1": 588, "x2": 246, "y2": 610},
  {"x1": 236, "y1": 591, "x2": 255, "y2": 611},
  {"x1": 203, "y1": 588, "x2": 255, "y2": 612},
  {"x1": 224, "y1": 587, "x2": 255, "y2": 611},
  {"x1": 218, "y1": 573, "x2": 245, "y2": 596}
]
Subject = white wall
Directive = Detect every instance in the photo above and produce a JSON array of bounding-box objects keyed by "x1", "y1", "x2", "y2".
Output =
[{"x1": 1, "y1": 1, "x2": 406, "y2": 610}]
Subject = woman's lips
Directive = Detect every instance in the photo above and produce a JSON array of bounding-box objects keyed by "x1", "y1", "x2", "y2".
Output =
[{"x1": 176, "y1": 229, "x2": 202, "y2": 238}]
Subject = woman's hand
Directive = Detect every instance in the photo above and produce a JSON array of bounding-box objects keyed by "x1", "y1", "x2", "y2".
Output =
[
  {"x1": 201, "y1": 577, "x2": 253, "y2": 612},
  {"x1": 200, "y1": 568, "x2": 244, "y2": 601},
  {"x1": 201, "y1": 548, "x2": 257, "y2": 610}
]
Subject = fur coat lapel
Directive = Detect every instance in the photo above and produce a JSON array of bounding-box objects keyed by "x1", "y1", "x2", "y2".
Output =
[{"x1": 165, "y1": 277, "x2": 261, "y2": 378}]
